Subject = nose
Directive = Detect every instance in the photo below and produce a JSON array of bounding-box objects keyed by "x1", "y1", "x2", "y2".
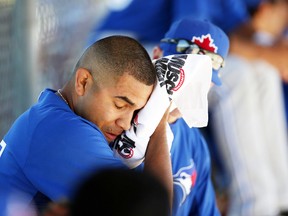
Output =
[{"x1": 116, "y1": 111, "x2": 134, "y2": 131}]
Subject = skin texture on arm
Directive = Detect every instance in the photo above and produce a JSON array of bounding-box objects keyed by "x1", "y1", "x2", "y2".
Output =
[{"x1": 144, "y1": 104, "x2": 173, "y2": 212}]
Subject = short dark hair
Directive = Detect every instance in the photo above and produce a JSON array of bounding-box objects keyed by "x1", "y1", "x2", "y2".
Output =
[
  {"x1": 74, "y1": 35, "x2": 156, "y2": 87},
  {"x1": 70, "y1": 168, "x2": 170, "y2": 216}
]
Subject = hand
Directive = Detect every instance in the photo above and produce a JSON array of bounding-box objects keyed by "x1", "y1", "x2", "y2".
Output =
[{"x1": 168, "y1": 108, "x2": 182, "y2": 124}]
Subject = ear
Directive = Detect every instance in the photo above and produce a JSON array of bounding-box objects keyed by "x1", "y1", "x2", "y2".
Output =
[
  {"x1": 152, "y1": 46, "x2": 163, "y2": 60},
  {"x1": 74, "y1": 68, "x2": 93, "y2": 96}
]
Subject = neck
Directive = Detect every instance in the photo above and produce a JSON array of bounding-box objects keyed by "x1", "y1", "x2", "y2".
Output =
[{"x1": 57, "y1": 89, "x2": 69, "y2": 105}]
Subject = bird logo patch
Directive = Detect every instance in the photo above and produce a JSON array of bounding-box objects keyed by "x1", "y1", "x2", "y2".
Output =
[{"x1": 173, "y1": 160, "x2": 197, "y2": 205}]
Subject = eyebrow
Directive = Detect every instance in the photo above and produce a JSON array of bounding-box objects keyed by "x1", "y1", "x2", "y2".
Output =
[{"x1": 114, "y1": 96, "x2": 135, "y2": 106}]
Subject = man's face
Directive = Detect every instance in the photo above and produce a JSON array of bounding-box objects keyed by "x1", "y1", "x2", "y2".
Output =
[
  {"x1": 253, "y1": 1, "x2": 288, "y2": 37},
  {"x1": 80, "y1": 73, "x2": 153, "y2": 143}
]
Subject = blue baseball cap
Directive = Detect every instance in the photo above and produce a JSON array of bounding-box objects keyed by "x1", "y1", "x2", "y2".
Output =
[{"x1": 160, "y1": 17, "x2": 230, "y2": 85}]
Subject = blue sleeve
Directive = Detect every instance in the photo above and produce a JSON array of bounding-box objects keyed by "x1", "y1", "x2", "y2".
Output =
[
  {"x1": 170, "y1": 120, "x2": 220, "y2": 216},
  {"x1": 189, "y1": 130, "x2": 220, "y2": 216},
  {"x1": 23, "y1": 119, "x2": 127, "y2": 201}
]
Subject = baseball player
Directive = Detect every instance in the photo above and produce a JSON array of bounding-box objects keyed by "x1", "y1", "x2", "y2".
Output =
[
  {"x1": 0, "y1": 36, "x2": 172, "y2": 215},
  {"x1": 153, "y1": 18, "x2": 229, "y2": 216}
]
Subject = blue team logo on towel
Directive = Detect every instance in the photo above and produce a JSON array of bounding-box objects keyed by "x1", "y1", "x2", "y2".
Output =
[{"x1": 173, "y1": 160, "x2": 197, "y2": 205}]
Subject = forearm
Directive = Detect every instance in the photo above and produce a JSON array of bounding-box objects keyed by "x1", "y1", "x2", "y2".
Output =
[{"x1": 144, "y1": 113, "x2": 173, "y2": 213}]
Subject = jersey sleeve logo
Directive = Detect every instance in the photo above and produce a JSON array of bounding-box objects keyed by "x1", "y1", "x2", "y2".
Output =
[
  {"x1": 173, "y1": 160, "x2": 197, "y2": 206},
  {"x1": 0, "y1": 140, "x2": 7, "y2": 157}
]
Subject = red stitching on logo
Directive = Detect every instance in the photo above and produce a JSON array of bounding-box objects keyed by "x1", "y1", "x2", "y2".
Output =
[{"x1": 172, "y1": 68, "x2": 185, "y2": 91}]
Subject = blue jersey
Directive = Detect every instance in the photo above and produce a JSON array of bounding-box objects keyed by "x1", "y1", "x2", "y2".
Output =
[
  {"x1": 283, "y1": 83, "x2": 288, "y2": 125},
  {"x1": 169, "y1": 118, "x2": 220, "y2": 216},
  {"x1": 91, "y1": 0, "x2": 249, "y2": 44},
  {"x1": 0, "y1": 89, "x2": 126, "y2": 215}
]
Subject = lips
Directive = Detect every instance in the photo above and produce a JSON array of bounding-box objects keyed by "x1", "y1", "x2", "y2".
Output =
[{"x1": 105, "y1": 132, "x2": 119, "y2": 142}]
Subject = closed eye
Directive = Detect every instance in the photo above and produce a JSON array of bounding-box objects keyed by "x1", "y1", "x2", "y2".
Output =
[{"x1": 115, "y1": 103, "x2": 124, "y2": 110}]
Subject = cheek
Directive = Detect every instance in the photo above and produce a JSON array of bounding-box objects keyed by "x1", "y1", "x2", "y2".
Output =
[{"x1": 90, "y1": 104, "x2": 118, "y2": 129}]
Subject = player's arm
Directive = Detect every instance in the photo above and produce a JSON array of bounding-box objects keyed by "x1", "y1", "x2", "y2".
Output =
[{"x1": 144, "y1": 105, "x2": 173, "y2": 213}]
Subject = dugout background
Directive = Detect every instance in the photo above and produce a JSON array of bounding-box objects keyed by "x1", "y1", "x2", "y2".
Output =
[{"x1": 0, "y1": 0, "x2": 109, "y2": 138}]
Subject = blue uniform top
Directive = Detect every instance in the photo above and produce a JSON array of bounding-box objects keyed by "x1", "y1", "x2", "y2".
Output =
[
  {"x1": 0, "y1": 89, "x2": 126, "y2": 215},
  {"x1": 90, "y1": 0, "x2": 250, "y2": 44},
  {"x1": 169, "y1": 118, "x2": 220, "y2": 216}
]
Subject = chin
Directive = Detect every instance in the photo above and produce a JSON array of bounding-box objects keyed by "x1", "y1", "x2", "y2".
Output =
[{"x1": 106, "y1": 136, "x2": 116, "y2": 144}]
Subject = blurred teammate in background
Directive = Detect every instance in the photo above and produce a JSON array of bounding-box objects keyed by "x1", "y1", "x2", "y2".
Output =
[
  {"x1": 208, "y1": 0, "x2": 288, "y2": 215},
  {"x1": 153, "y1": 17, "x2": 229, "y2": 216}
]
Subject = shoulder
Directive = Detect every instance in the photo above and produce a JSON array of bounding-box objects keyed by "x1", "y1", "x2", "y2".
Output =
[
  {"x1": 22, "y1": 89, "x2": 111, "y2": 161},
  {"x1": 170, "y1": 118, "x2": 204, "y2": 143}
]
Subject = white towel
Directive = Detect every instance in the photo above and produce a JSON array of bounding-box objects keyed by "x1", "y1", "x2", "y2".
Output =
[
  {"x1": 112, "y1": 54, "x2": 212, "y2": 168},
  {"x1": 154, "y1": 54, "x2": 212, "y2": 128}
]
